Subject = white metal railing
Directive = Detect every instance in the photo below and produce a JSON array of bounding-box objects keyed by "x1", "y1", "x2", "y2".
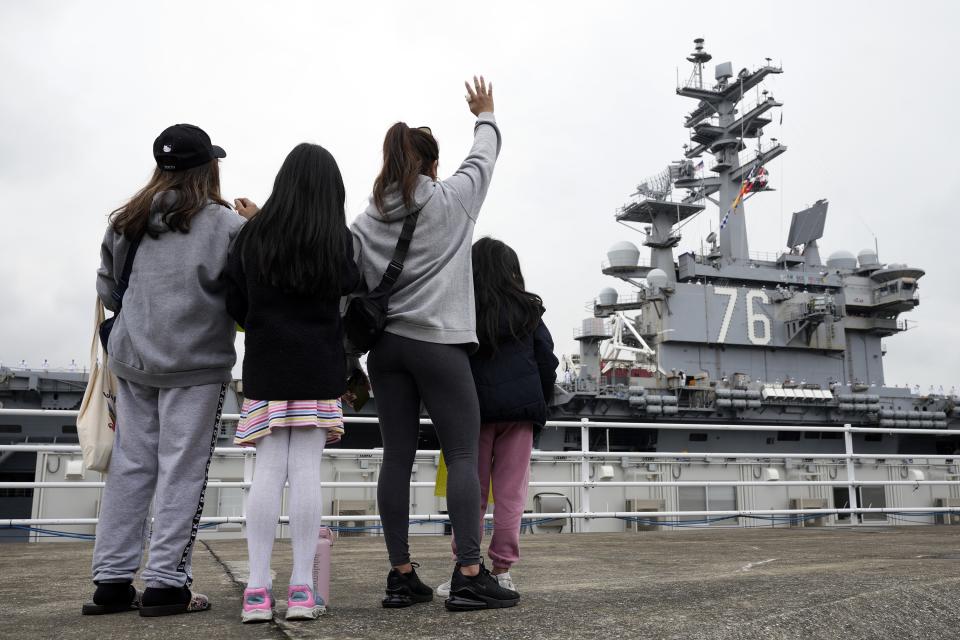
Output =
[
  {"x1": 572, "y1": 327, "x2": 614, "y2": 340},
  {"x1": 6, "y1": 509, "x2": 951, "y2": 528},
  {"x1": 1, "y1": 409, "x2": 959, "y2": 531},
  {"x1": 748, "y1": 250, "x2": 780, "y2": 263}
]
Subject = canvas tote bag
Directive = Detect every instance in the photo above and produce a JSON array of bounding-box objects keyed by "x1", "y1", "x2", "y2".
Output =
[{"x1": 76, "y1": 298, "x2": 117, "y2": 472}]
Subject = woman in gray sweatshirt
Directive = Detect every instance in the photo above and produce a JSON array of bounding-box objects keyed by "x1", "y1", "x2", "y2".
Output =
[
  {"x1": 84, "y1": 124, "x2": 247, "y2": 618},
  {"x1": 351, "y1": 77, "x2": 518, "y2": 611}
]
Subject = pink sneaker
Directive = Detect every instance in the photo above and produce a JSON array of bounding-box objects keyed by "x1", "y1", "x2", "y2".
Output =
[
  {"x1": 285, "y1": 584, "x2": 326, "y2": 620},
  {"x1": 241, "y1": 587, "x2": 274, "y2": 623}
]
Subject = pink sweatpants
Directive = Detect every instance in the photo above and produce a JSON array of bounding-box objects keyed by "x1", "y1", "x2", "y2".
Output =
[{"x1": 453, "y1": 421, "x2": 534, "y2": 569}]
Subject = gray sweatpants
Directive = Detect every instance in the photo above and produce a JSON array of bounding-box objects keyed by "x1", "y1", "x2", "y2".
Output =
[{"x1": 92, "y1": 378, "x2": 226, "y2": 588}]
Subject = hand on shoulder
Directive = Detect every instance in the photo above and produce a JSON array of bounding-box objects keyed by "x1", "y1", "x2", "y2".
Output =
[{"x1": 234, "y1": 197, "x2": 260, "y2": 220}]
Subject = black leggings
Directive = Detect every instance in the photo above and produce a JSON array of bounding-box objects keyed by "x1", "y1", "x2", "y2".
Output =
[{"x1": 367, "y1": 332, "x2": 481, "y2": 567}]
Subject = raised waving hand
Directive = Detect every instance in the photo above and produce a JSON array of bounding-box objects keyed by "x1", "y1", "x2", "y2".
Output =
[{"x1": 464, "y1": 75, "x2": 494, "y2": 116}]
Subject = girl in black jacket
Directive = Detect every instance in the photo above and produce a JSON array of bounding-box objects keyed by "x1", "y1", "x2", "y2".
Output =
[
  {"x1": 437, "y1": 237, "x2": 559, "y2": 598},
  {"x1": 225, "y1": 143, "x2": 359, "y2": 624}
]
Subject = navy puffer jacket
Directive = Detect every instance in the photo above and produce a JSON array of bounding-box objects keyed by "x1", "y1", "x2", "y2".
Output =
[{"x1": 470, "y1": 312, "x2": 559, "y2": 428}]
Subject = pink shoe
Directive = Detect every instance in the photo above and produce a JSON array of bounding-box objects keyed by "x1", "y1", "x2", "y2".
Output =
[
  {"x1": 241, "y1": 587, "x2": 274, "y2": 623},
  {"x1": 285, "y1": 584, "x2": 326, "y2": 620}
]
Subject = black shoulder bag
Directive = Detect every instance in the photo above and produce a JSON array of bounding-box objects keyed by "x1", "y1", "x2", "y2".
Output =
[
  {"x1": 98, "y1": 235, "x2": 142, "y2": 353},
  {"x1": 344, "y1": 211, "x2": 420, "y2": 353}
]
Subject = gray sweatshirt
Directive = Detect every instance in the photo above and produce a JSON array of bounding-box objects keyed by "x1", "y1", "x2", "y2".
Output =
[
  {"x1": 96, "y1": 193, "x2": 244, "y2": 387},
  {"x1": 351, "y1": 112, "x2": 501, "y2": 350}
]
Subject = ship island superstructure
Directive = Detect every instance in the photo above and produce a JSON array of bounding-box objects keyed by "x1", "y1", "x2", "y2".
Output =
[{"x1": 553, "y1": 38, "x2": 958, "y2": 455}]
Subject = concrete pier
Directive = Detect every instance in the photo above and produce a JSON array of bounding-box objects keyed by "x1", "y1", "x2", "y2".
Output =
[{"x1": 3, "y1": 527, "x2": 960, "y2": 639}]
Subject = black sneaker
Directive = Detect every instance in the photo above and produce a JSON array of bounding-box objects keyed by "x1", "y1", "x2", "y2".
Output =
[
  {"x1": 444, "y1": 562, "x2": 520, "y2": 612},
  {"x1": 382, "y1": 562, "x2": 434, "y2": 608},
  {"x1": 81, "y1": 581, "x2": 141, "y2": 615}
]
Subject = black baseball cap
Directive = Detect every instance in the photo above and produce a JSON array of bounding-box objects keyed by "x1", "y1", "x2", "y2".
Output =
[{"x1": 153, "y1": 124, "x2": 226, "y2": 171}]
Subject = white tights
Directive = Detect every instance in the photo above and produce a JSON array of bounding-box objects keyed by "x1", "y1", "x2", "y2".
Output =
[{"x1": 245, "y1": 428, "x2": 327, "y2": 591}]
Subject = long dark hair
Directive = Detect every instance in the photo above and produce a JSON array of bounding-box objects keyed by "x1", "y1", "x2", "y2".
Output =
[
  {"x1": 235, "y1": 143, "x2": 346, "y2": 297},
  {"x1": 472, "y1": 237, "x2": 543, "y2": 353},
  {"x1": 372, "y1": 122, "x2": 439, "y2": 214},
  {"x1": 110, "y1": 160, "x2": 228, "y2": 239}
]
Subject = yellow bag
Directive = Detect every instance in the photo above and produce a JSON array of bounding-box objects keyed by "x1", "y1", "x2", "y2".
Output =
[
  {"x1": 76, "y1": 298, "x2": 117, "y2": 473},
  {"x1": 435, "y1": 453, "x2": 493, "y2": 504}
]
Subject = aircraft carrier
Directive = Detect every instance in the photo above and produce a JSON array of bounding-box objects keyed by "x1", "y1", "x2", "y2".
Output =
[{"x1": 542, "y1": 38, "x2": 959, "y2": 456}]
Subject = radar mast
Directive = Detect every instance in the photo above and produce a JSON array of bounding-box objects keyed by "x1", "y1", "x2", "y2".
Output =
[{"x1": 674, "y1": 38, "x2": 785, "y2": 262}]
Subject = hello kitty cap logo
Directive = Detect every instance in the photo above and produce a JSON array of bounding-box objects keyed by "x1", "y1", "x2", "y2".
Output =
[{"x1": 153, "y1": 123, "x2": 226, "y2": 172}]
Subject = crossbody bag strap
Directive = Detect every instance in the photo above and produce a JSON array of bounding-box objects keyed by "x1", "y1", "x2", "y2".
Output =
[
  {"x1": 111, "y1": 234, "x2": 142, "y2": 309},
  {"x1": 370, "y1": 210, "x2": 421, "y2": 298}
]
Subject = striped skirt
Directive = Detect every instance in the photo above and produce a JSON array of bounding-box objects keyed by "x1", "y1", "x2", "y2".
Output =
[{"x1": 234, "y1": 398, "x2": 344, "y2": 447}]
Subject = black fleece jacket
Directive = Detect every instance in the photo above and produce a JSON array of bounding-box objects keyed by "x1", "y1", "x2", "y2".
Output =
[{"x1": 224, "y1": 227, "x2": 360, "y2": 400}]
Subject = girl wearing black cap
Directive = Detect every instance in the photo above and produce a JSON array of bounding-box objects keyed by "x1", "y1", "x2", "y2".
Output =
[{"x1": 84, "y1": 124, "x2": 249, "y2": 618}]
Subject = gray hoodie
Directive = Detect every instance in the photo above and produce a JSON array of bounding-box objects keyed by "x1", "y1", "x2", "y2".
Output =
[
  {"x1": 351, "y1": 112, "x2": 501, "y2": 350},
  {"x1": 96, "y1": 192, "x2": 244, "y2": 387}
]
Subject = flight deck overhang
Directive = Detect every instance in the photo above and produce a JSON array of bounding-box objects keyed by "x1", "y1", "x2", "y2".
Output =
[
  {"x1": 617, "y1": 199, "x2": 704, "y2": 224},
  {"x1": 870, "y1": 266, "x2": 925, "y2": 282}
]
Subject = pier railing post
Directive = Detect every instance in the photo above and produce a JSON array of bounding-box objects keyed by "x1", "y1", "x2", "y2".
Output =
[
  {"x1": 580, "y1": 418, "x2": 591, "y2": 533},
  {"x1": 844, "y1": 424, "x2": 860, "y2": 525}
]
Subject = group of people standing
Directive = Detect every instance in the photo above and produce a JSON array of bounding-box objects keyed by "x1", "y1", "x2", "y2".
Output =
[{"x1": 83, "y1": 76, "x2": 559, "y2": 622}]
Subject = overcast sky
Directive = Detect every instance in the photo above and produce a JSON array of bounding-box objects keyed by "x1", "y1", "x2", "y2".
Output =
[{"x1": 1, "y1": 1, "x2": 957, "y2": 390}]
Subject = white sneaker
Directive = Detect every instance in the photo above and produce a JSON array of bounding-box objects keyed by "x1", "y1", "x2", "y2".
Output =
[
  {"x1": 285, "y1": 585, "x2": 326, "y2": 620},
  {"x1": 240, "y1": 587, "x2": 274, "y2": 623},
  {"x1": 495, "y1": 571, "x2": 518, "y2": 593},
  {"x1": 438, "y1": 571, "x2": 517, "y2": 597},
  {"x1": 436, "y1": 579, "x2": 452, "y2": 598}
]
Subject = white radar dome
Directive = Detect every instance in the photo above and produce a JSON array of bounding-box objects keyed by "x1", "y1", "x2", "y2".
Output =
[
  {"x1": 606, "y1": 241, "x2": 640, "y2": 269},
  {"x1": 647, "y1": 268, "x2": 669, "y2": 289},
  {"x1": 826, "y1": 250, "x2": 857, "y2": 270},
  {"x1": 597, "y1": 288, "x2": 619, "y2": 306}
]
